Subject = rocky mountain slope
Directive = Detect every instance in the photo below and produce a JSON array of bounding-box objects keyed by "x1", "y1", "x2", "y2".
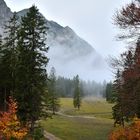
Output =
[
  {"x1": 0, "y1": 0, "x2": 12, "y2": 33},
  {"x1": 0, "y1": 0, "x2": 109, "y2": 81}
]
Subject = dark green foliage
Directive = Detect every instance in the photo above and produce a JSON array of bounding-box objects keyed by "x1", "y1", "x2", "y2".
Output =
[
  {"x1": 0, "y1": 5, "x2": 49, "y2": 131},
  {"x1": 112, "y1": 70, "x2": 124, "y2": 126},
  {"x1": 105, "y1": 82, "x2": 113, "y2": 102},
  {"x1": 0, "y1": 34, "x2": 4, "y2": 109},
  {"x1": 14, "y1": 6, "x2": 49, "y2": 129},
  {"x1": 46, "y1": 67, "x2": 60, "y2": 114},
  {"x1": 0, "y1": 13, "x2": 19, "y2": 111},
  {"x1": 112, "y1": 103, "x2": 124, "y2": 127},
  {"x1": 55, "y1": 76, "x2": 106, "y2": 98},
  {"x1": 55, "y1": 76, "x2": 74, "y2": 97},
  {"x1": 112, "y1": 50, "x2": 137, "y2": 125},
  {"x1": 73, "y1": 75, "x2": 82, "y2": 110},
  {"x1": 31, "y1": 126, "x2": 44, "y2": 140}
]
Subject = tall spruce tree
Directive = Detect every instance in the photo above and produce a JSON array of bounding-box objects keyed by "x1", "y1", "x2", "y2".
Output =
[
  {"x1": 0, "y1": 34, "x2": 4, "y2": 108},
  {"x1": 106, "y1": 82, "x2": 113, "y2": 102},
  {"x1": 112, "y1": 70, "x2": 124, "y2": 127},
  {"x1": 0, "y1": 13, "x2": 19, "y2": 110},
  {"x1": 47, "y1": 67, "x2": 60, "y2": 115},
  {"x1": 73, "y1": 75, "x2": 82, "y2": 110},
  {"x1": 122, "y1": 50, "x2": 136, "y2": 120},
  {"x1": 15, "y1": 6, "x2": 48, "y2": 130},
  {"x1": 133, "y1": 41, "x2": 140, "y2": 117}
]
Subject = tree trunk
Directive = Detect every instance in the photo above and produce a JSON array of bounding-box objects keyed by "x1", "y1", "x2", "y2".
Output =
[{"x1": 30, "y1": 120, "x2": 35, "y2": 132}]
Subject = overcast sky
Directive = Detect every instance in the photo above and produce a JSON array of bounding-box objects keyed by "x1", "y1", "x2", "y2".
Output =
[
  {"x1": 5, "y1": 0, "x2": 132, "y2": 58},
  {"x1": 3, "y1": 0, "x2": 134, "y2": 82}
]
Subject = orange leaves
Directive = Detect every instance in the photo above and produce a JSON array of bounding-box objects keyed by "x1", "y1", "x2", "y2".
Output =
[
  {"x1": 109, "y1": 118, "x2": 140, "y2": 140},
  {"x1": 0, "y1": 96, "x2": 28, "y2": 139}
]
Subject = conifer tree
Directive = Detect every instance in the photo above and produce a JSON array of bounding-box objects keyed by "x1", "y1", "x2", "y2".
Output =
[
  {"x1": 47, "y1": 67, "x2": 60, "y2": 115},
  {"x1": 133, "y1": 41, "x2": 140, "y2": 117},
  {"x1": 0, "y1": 13, "x2": 19, "y2": 110},
  {"x1": 112, "y1": 70, "x2": 124, "y2": 127},
  {"x1": 0, "y1": 34, "x2": 4, "y2": 108},
  {"x1": 106, "y1": 82, "x2": 113, "y2": 102},
  {"x1": 15, "y1": 6, "x2": 48, "y2": 130},
  {"x1": 73, "y1": 75, "x2": 82, "y2": 110}
]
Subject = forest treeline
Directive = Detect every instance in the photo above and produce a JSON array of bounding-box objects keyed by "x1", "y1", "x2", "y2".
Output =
[{"x1": 55, "y1": 75, "x2": 107, "y2": 98}]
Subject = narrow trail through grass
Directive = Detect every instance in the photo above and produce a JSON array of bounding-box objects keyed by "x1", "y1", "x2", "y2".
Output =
[{"x1": 56, "y1": 111, "x2": 96, "y2": 119}]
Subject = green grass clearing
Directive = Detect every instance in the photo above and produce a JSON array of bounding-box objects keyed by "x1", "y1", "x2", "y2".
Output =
[
  {"x1": 41, "y1": 98, "x2": 114, "y2": 140},
  {"x1": 60, "y1": 98, "x2": 113, "y2": 119},
  {"x1": 41, "y1": 115, "x2": 113, "y2": 140}
]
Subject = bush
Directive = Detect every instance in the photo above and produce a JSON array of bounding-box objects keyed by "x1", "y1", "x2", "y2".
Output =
[
  {"x1": 109, "y1": 117, "x2": 140, "y2": 140},
  {"x1": 24, "y1": 125, "x2": 45, "y2": 140},
  {"x1": 0, "y1": 97, "x2": 28, "y2": 140},
  {"x1": 32, "y1": 126, "x2": 44, "y2": 140}
]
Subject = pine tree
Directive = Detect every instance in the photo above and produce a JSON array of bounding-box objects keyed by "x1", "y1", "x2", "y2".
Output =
[
  {"x1": 47, "y1": 67, "x2": 60, "y2": 115},
  {"x1": 121, "y1": 50, "x2": 136, "y2": 121},
  {"x1": 0, "y1": 34, "x2": 4, "y2": 109},
  {"x1": 0, "y1": 13, "x2": 19, "y2": 111},
  {"x1": 112, "y1": 70, "x2": 124, "y2": 127},
  {"x1": 73, "y1": 75, "x2": 82, "y2": 110},
  {"x1": 106, "y1": 82, "x2": 113, "y2": 102},
  {"x1": 15, "y1": 6, "x2": 48, "y2": 131},
  {"x1": 133, "y1": 41, "x2": 140, "y2": 117}
]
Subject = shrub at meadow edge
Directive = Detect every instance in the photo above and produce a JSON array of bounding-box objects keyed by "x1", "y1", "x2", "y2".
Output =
[
  {"x1": 109, "y1": 117, "x2": 140, "y2": 140},
  {"x1": 0, "y1": 97, "x2": 28, "y2": 140}
]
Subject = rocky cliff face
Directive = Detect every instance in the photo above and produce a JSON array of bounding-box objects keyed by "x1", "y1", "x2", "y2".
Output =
[{"x1": 0, "y1": 0, "x2": 12, "y2": 33}]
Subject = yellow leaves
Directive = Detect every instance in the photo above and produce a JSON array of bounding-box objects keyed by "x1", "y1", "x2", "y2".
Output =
[
  {"x1": 109, "y1": 118, "x2": 140, "y2": 140},
  {"x1": 0, "y1": 96, "x2": 28, "y2": 139}
]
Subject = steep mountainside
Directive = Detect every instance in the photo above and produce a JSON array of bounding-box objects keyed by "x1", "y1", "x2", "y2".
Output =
[
  {"x1": 0, "y1": 0, "x2": 12, "y2": 33},
  {"x1": 0, "y1": 0, "x2": 109, "y2": 81},
  {"x1": 17, "y1": 9, "x2": 94, "y2": 57}
]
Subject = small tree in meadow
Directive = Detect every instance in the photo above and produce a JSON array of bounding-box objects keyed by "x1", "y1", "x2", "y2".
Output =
[
  {"x1": 47, "y1": 67, "x2": 60, "y2": 114},
  {"x1": 73, "y1": 75, "x2": 82, "y2": 110}
]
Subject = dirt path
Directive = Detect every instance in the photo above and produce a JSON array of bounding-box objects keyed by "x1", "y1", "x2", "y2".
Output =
[
  {"x1": 56, "y1": 112, "x2": 96, "y2": 119},
  {"x1": 43, "y1": 112, "x2": 96, "y2": 140},
  {"x1": 44, "y1": 130, "x2": 61, "y2": 140}
]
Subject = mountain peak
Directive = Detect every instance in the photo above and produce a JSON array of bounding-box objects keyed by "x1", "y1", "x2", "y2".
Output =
[
  {"x1": 0, "y1": 0, "x2": 6, "y2": 5},
  {"x1": 0, "y1": 0, "x2": 12, "y2": 25},
  {"x1": 65, "y1": 26, "x2": 73, "y2": 31},
  {"x1": 0, "y1": 0, "x2": 12, "y2": 18}
]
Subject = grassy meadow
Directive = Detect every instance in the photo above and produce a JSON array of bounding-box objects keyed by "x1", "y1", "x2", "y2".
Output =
[
  {"x1": 60, "y1": 98, "x2": 113, "y2": 119},
  {"x1": 41, "y1": 98, "x2": 114, "y2": 140}
]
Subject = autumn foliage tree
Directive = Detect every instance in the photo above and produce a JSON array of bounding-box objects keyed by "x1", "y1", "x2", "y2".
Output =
[
  {"x1": 111, "y1": 0, "x2": 140, "y2": 126},
  {"x1": 0, "y1": 97, "x2": 28, "y2": 139}
]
